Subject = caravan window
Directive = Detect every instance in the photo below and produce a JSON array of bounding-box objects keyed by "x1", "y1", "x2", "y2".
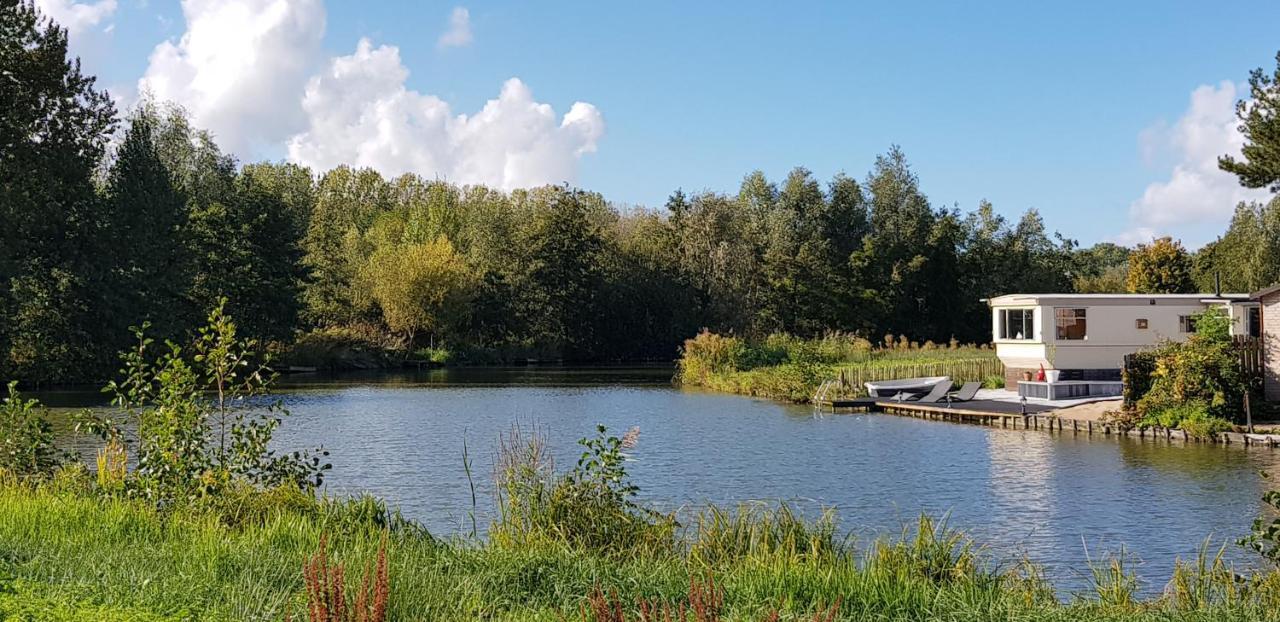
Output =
[
  {"x1": 1055, "y1": 308, "x2": 1087, "y2": 340},
  {"x1": 999, "y1": 308, "x2": 1034, "y2": 340}
]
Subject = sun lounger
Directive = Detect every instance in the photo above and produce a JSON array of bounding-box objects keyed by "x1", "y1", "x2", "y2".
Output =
[
  {"x1": 909, "y1": 380, "x2": 955, "y2": 403},
  {"x1": 944, "y1": 381, "x2": 981, "y2": 404},
  {"x1": 896, "y1": 378, "x2": 957, "y2": 404}
]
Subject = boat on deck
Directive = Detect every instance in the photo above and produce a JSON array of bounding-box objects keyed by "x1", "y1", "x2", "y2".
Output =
[{"x1": 864, "y1": 376, "x2": 951, "y2": 398}]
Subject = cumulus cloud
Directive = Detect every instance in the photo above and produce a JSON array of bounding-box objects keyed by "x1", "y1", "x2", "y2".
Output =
[
  {"x1": 1108, "y1": 227, "x2": 1159, "y2": 248},
  {"x1": 137, "y1": 0, "x2": 325, "y2": 156},
  {"x1": 287, "y1": 38, "x2": 604, "y2": 190},
  {"x1": 128, "y1": 1, "x2": 602, "y2": 186},
  {"x1": 436, "y1": 7, "x2": 472, "y2": 49},
  {"x1": 34, "y1": 0, "x2": 117, "y2": 37},
  {"x1": 1120, "y1": 81, "x2": 1270, "y2": 245}
]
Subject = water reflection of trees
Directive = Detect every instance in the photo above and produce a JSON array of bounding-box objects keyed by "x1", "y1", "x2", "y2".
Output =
[{"x1": 1116, "y1": 438, "x2": 1280, "y2": 485}]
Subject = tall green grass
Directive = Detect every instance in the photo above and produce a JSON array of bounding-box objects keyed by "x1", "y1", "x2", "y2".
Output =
[
  {"x1": 3, "y1": 479, "x2": 1280, "y2": 620},
  {"x1": 677, "y1": 331, "x2": 1002, "y2": 403}
]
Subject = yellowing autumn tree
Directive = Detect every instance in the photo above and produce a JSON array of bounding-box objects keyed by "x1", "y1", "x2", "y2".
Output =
[
  {"x1": 364, "y1": 236, "x2": 475, "y2": 346},
  {"x1": 1125, "y1": 236, "x2": 1196, "y2": 294}
]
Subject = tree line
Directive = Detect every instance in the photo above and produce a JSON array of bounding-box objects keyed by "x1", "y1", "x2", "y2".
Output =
[{"x1": 4, "y1": 2, "x2": 1280, "y2": 384}]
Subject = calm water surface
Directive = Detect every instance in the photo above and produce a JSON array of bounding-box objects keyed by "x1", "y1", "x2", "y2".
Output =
[{"x1": 46, "y1": 366, "x2": 1280, "y2": 592}]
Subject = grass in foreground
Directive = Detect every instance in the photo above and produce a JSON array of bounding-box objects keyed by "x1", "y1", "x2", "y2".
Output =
[{"x1": 3, "y1": 468, "x2": 1280, "y2": 621}]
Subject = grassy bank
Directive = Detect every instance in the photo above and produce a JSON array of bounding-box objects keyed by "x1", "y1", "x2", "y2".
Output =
[
  {"x1": 677, "y1": 332, "x2": 1004, "y2": 403},
  {"x1": 5, "y1": 473, "x2": 1280, "y2": 621}
]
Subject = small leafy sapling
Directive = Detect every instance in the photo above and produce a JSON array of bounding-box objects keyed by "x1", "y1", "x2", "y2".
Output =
[
  {"x1": 0, "y1": 382, "x2": 67, "y2": 478},
  {"x1": 77, "y1": 299, "x2": 330, "y2": 503}
]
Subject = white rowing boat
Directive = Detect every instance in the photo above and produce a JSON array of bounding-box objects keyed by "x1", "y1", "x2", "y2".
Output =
[{"x1": 864, "y1": 376, "x2": 951, "y2": 398}]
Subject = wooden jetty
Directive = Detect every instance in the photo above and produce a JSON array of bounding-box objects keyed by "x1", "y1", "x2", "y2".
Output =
[
  {"x1": 875, "y1": 401, "x2": 1060, "y2": 430},
  {"x1": 815, "y1": 396, "x2": 1280, "y2": 446}
]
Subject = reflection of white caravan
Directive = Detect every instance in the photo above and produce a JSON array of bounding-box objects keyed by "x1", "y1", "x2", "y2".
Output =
[{"x1": 986, "y1": 293, "x2": 1259, "y2": 389}]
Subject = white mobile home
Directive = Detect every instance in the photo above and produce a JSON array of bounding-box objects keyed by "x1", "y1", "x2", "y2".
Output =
[{"x1": 987, "y1": 293, "x2": 1259, "y2": 388}]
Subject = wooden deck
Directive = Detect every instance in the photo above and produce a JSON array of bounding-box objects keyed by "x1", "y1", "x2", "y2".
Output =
[
  {"x1": 817, "y1": 397, "x2": 1280, "y2": 445},
  {"x1": 874, "y1": 400, "x2": 1062, "y2": 430}
]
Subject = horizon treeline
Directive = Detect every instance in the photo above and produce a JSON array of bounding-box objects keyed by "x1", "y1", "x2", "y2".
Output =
[{"x1": 4, "y1": 2, "x2": 1280, "y2": 385}]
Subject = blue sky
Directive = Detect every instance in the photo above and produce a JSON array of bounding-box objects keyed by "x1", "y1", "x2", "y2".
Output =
[{"x1": 49, "y1": 0, "x2": 1280, "y2": 247}]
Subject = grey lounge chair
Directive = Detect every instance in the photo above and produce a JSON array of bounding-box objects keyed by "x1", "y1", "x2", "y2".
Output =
[
  {"x1": 912, "y1": 381, "x2": 955, "y2": 404},
  {"x1": 944, "y1": 381, "x2": 981, "y2": 404}
]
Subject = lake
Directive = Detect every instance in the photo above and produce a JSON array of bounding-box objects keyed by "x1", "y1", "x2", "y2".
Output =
[{"x1": 45, "y1": 365, "x2": 1280, "y2": 593}]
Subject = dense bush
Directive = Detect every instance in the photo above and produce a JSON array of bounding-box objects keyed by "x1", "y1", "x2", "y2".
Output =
[
  {"x1": 1142, "y1": 400, "x2": 1233, "y2": 438},
  {"x1": 0, "y1": 382, "x2": 65, "y2": 479},
  {"x1": 1128, "y1": 308, "x2": 1252, "y2": 433}
]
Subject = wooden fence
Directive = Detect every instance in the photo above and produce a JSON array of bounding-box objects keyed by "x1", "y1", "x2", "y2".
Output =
[{"x1": 1235, "y1": 335, "x2": 1264, "y2": 376}]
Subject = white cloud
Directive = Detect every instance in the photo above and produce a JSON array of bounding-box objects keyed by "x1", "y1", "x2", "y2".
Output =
[
  {"x1": 436, "y1": 6, "x2": 472, "y2": 49},
  {"x1": 1121, "y1": 81, "x2": 1270, "y2": 245},
  {"x1": 287, "y1": 38, "x2": 604, "y2": 190},
  {"x1": 34, "y1": 0, "x2": 117, "y2": 37},
  {"x1": 128, "y1": 1, "x2": 602, "y2": 186},
  {"x1": 1107, "y1": 227, "x2": 1158, "y2": 248},
  {"x1": 137, "y1": 0, "x2": 325, "y2": 156}
]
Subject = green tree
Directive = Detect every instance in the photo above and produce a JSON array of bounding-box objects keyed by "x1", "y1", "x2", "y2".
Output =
[
  {"x1": 1193, "y1": 199, "x2": 1280, "y2": 293},
  {"x1": 517, "y1": 187, "x2": 608, "y2": 358},
  {"x1": 759, "y1": 167, "x2": 848, "y2": 335},
  {"x1": 596, "y1": 209, "x2": 701, "y2": 360},
  {"x1": 241, "y1": 162, "x2": 317, "y2": 232},
  {"x1": 102, "y1": 103, "x2": 195, "y2": 343},
  {"x1": 1126, "y1": 237, "x2": 1196, "y2": 294},
  {"x1": 302, "y1": 167, "x2": 393, "y2": 326},
  {"x1": 1220, "y1": 51, "x2": 1280, "y2": 192},
  {"x1": 1074, "y1": 264, "x2": 1129, "y2": 293},
  {"x1": 667, "y1": 190, "x2": 760, "y2": 335},
  {"x1": 394, "y1": 174, "x2": 463, "y2": 245},
  {"x1": 1071, "y1": 242, "x2": 1130, "y2": 291},
  {"x1": 850, "y1": 146, "x2": 961, "y2": 340},
  {"x1": 1, "y1": 0, "x2": 118, "y2": 382},
  {"x1": 363, "y1": 236, "x2": 475, "y2": 347}
]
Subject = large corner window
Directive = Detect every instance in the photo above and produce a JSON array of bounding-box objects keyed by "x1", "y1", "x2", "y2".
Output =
[
  {"x1": 999, "y1": 308, "x2": 1034, "y2": 340},
  {"x1": 1055, "y1": 308, "x2": 1087, "y2": 340}
]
